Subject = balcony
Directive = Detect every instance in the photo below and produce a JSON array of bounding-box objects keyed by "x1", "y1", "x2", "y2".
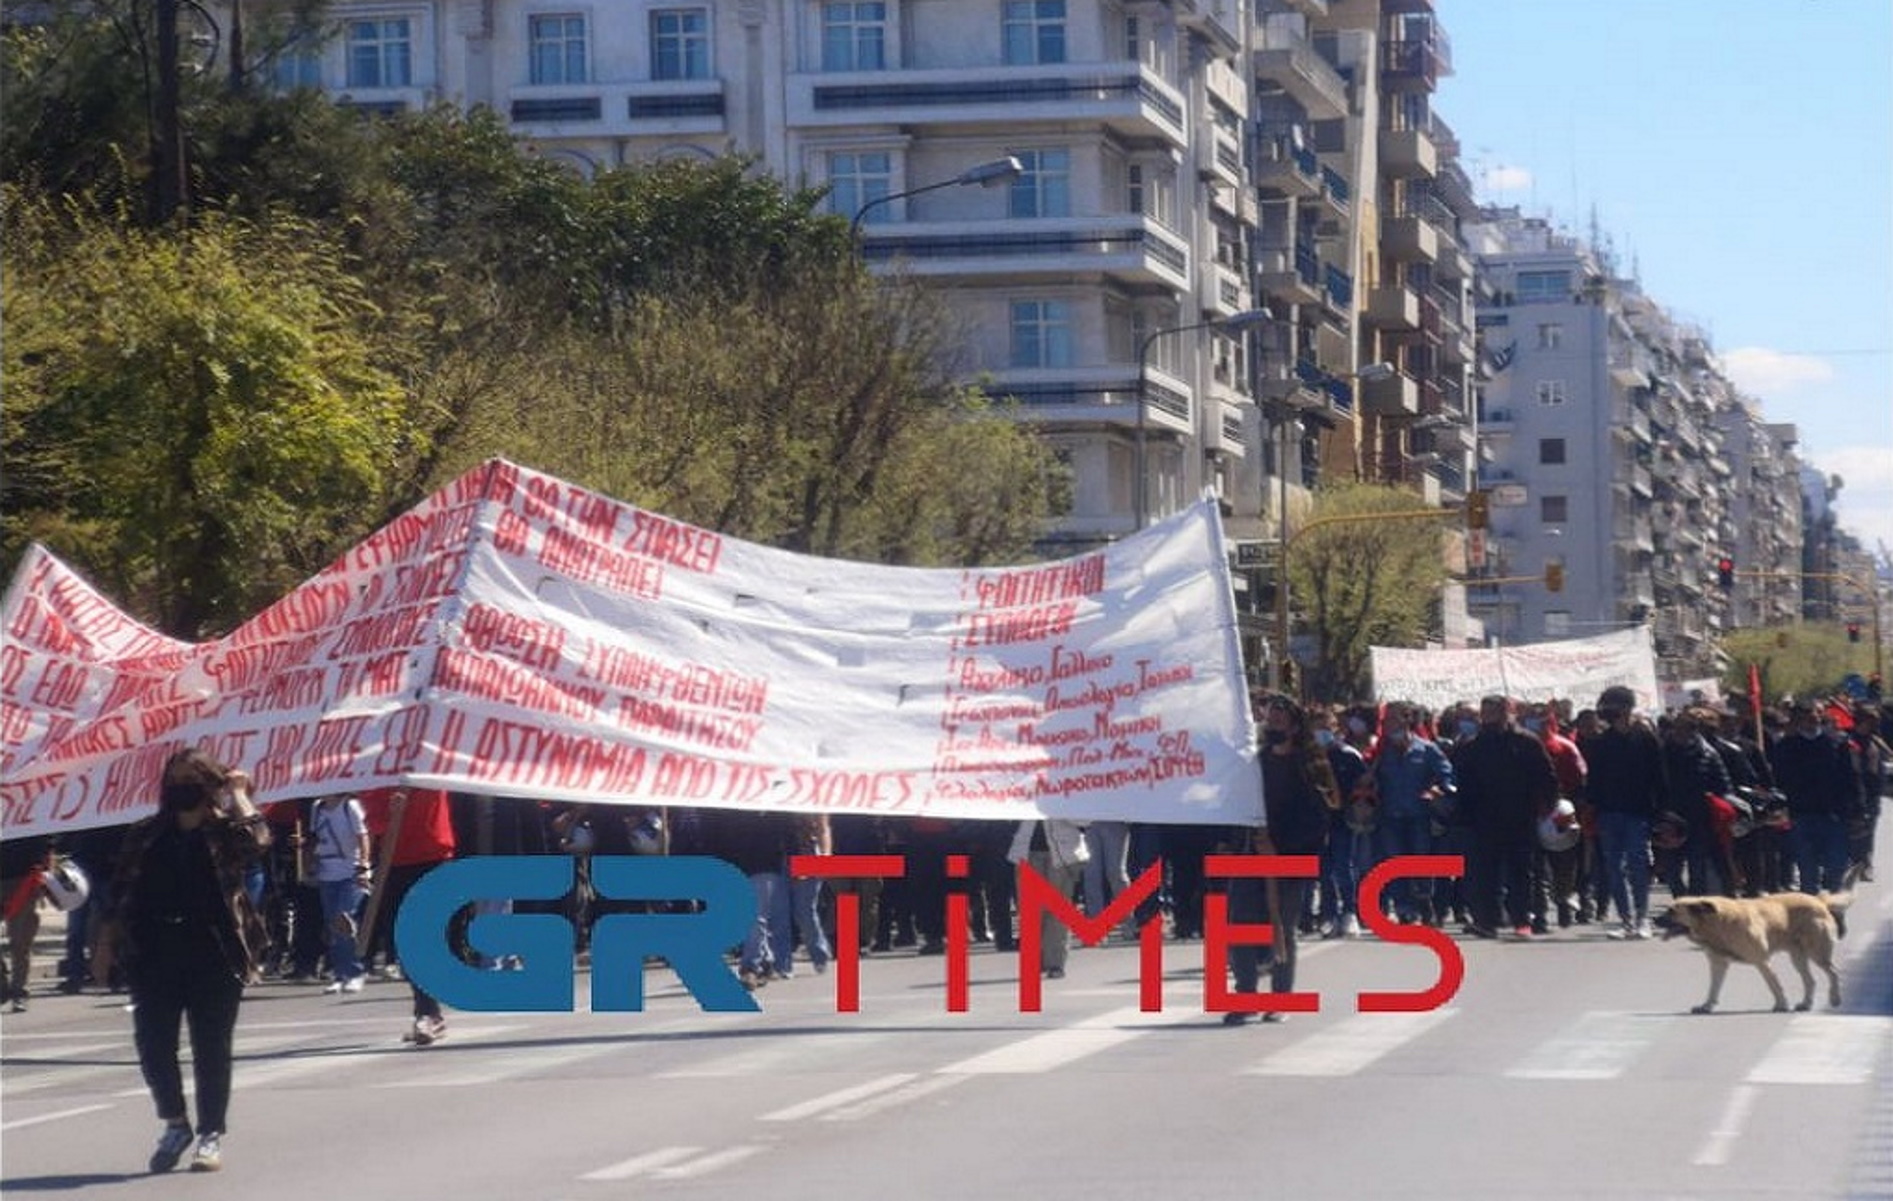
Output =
[
  {"x1": 1381, "y1": 32, "x2": 1452, "y2": 92},
  {"x1": 1258, "y1": 360, "x2": 1328, "y2": 411},
  {"x1": 1323, "y1": 263, "x2": 1355, "y2": 312},
  {"x1": 507, "y1": 81, "x2": 727, "y2": 139},
  {"x1": 1216, "y1": 397, "x2": 1250, "y2": 457},
  {"x1": 1380, "y1": 126, "x2": 1439, "y2": 178},
  {"x1": 1366, "y1": 284, "x2": 1420, "y2": 330},
  {"x1": 1614, "y1": 516, "x2": 1654, "y2": 552},
  {"x1": 1611, "y1": 404, "x2": 1653, "y2": 444},
  {"x1": 1361, "y1": 371, "x2": 1420, "y2": 416},
  {"x1": 1317, "y1": 165, "x2": 1352, "y2": 222},
  {"x1": 789, "y1": 62, "x2": 1186, "y2": 147},
  {"x1": 1199, "y1": 259, "x2": 1250, "y2": 317},
  {"x1": 1253, "y1": 28, "x2": 1349, "y2": 120},
  {"x1": 984, "y1": 366, "x2": 1191, "y2": 434},
  {"x1": 1382, "y1": 214, "x2": 1439, "y2": 263},
  {"x1": 1197, "y1": 124, "x2": 1245, "y2": 190},
  {"x1": 1254, "y1": 139, "x2": 1321, "y2": 198},
  {"x1": 860, "y1": 216, "x2": 1190, "y2": 292},
  {"x1": 1258, "y1": 241, "x2": 1324, "y2": 307}
]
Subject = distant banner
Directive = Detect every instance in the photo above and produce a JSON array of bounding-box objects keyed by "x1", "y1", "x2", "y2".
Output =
[
  {"x1": 1, "y1": 461, "x2": 1262, "y2": 838},
  {"x1": 1370, "y1": 627, "x2": 1662, "y2": 713}
]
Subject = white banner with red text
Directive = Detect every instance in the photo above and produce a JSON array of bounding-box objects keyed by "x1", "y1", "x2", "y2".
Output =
[
  {"x1": 0, "y1": 460, "x2": 1262, "y2": 838},
  {"x1": 1369, "y1": 626, "x2": 1662, "y2": 714}
]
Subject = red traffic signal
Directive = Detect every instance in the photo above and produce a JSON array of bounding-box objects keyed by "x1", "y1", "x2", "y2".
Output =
[
  {"x1": 1716, "y1": 557, "x2": 1735, "y2": 590},
  {"x1": 1849, "y1": 622, "x2": 1863, "y2": 644}
]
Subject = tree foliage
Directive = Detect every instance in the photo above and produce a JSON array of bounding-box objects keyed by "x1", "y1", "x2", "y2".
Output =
[
  {"x1": 1, "y1": 190, "x2": 416, "y2": 635},
  {"x1": 1720, "y1": 625, "x2": 1881, "y2": 704},
  {"x1": 1, "y1": 24, "x2": 1066, "y2": 634},
  {"x1": 1288, "y1": 483, "x2": 1453, "y2": 700}
]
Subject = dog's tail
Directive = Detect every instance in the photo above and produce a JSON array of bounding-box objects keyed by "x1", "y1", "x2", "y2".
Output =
[{"x1": 1820, "y1": 890, "x2": 1857, "y2": 939}]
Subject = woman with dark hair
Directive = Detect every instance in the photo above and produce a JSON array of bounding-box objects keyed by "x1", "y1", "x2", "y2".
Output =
[{"x1": 107, "y1": 748, "x2": 271, "y2": 1173}]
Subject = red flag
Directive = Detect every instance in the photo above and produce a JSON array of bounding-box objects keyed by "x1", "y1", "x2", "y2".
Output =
[
  {"x1": 1747, "y1": 663, "x2": 1762, "y2": 714},
  {"x1": 1826, "y1": 699, "x2": 1855, "y2": 731}
]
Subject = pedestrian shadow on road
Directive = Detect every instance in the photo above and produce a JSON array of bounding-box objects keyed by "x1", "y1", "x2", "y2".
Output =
[{"x1": 0, "y1": 1172, "x2": 143, "y2": 1191}]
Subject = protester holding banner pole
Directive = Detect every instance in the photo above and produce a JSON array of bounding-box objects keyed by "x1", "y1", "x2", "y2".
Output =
[
  {"x1": 107, "y1": 749, "x2": 271, "y2": 1173},
  {"x1": 360, "y1": 787, "x2": 456, "y2": 1046}
]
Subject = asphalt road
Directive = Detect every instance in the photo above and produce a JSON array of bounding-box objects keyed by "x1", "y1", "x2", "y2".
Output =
[{"x1": 4, "y1": 850, "x2": 1892, "y2": 1201}]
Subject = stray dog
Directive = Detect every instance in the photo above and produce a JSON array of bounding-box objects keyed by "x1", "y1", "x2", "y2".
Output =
[{"x1": 1657, "y1": 889, "x2": 1856, "y2": 1014}]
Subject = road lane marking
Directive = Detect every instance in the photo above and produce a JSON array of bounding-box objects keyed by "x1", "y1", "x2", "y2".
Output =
[
  {"x1": 657, "y1": 1027, "x2": 902, "y2": 1079},
  {"x1": 654, "y1": 1144, "x2": 767, "y2": 1178},
  {"x1": 580, "y1": 1146, "x2": 703, "y2": 1182},
  {"x1": 1692, "y1": 1084, "x2": 1759, "y2": 1166},
  {"x1": 937, "y1": 1005, "x2": 1197, "y2": 1074},
  {"x1": 760, "y1": 1073, "x2": 918, "y2": 1122},
  {"x1": 0, "y1": 1103, "x2": 115, "y2": 1131},
  {"x1": 4, "y1": 1030, "x2": 315, "y2": 1096},
  {"x1": 821, "y1": 1074, "x2": 968, "y2": 1122},
  {"x1": 1505, "y1": 1010, "x2": 1670, "y2": 1080},
  {"x1": 1745, "y1": 1016, "x2": 1893, "y2": 1085},
  {"x1": 1246, "y1": 1009, "x2": 1458, "y2": 1077}
]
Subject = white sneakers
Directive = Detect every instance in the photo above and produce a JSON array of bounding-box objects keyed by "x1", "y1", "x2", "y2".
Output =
[
  {"x1": 191, "y1": 1133, "x2": 222, "y2": 1172},
  {"x1": 323, "y1": 976, "x2": 367, "y2": 994}
]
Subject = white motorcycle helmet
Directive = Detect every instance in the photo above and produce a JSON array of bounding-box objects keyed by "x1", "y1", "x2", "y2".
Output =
[
  {"x1": 41, "y1": 858, "x2": 91, "y2": 912},
  {"x1": 629, "y1": 815, "x2": 665, "y2": 855},
  {"x1": 1536, "y1": 799, "x2": 1582, "y2": 853}
]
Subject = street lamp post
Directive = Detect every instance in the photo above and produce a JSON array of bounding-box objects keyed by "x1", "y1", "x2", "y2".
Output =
[
  {"x1": 1272, "y1": 360, "x2": 1396, "y2": 691},
  {"x1": 1133, "y1": 308, "x2": 1272, "y2": 530},
  {"x1": 849, "y1": 156, "x2": 1024, "y2": 243}
]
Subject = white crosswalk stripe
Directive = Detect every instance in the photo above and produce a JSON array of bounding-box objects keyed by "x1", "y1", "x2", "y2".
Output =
[
  {"x1": 1744, "y1": 1015, "x2": 1893, "y2": 1085},
  {"x1": 1245, "y1": 1009, "x2": 1458, "y2": 1077},
  {"x1": 1505, "y1": 1010, "x2": 1673, "y2": 1080},
  {"x1": 938, "y1": 1004, "x2": 1199, "y2": 1074}
]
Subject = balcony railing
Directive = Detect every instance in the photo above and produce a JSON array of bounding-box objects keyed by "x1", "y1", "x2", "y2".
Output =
[
  {"x1": 1324, "y1": 263, "x2": 1354, "y2": 309},
  {"x1": 1320, "y1": 165, "x2": 1351, "y2": 207}
]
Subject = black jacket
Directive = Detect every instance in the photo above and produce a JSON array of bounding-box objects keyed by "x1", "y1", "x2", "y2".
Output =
[
  {"x1": 1579, "y1": 722, "x2": 1667, "y2": 819},
  {"x1": 1769, "y1": 732, "x2": 1863, "y2": 819},
  {"x1": 1451, "y1": 726, "x2": 1558, "y2": 842}
]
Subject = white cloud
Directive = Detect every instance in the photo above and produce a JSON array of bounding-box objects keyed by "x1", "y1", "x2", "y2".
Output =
[
  {"x1": 1720, "y1": 347, "x2": 1836, "y2": 396},
  {"x1": 1806, "y1": 445, "x2": 1893, "y2": 558},
  {"x1": 1480, "y1": 164, "x2": 1533, "y2": 193}
]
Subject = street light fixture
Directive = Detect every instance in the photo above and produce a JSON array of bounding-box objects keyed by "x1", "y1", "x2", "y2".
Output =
[
  {"x1": 850, "y1": 156, "x2": 1024, "y2": 242},
  {"x1": 1133, "y1": 308, "x2": 1273, "y2": 529}
]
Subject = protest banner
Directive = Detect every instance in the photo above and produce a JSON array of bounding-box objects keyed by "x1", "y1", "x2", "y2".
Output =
[
  {"x1": 1368, "y1": 627, "x2": 1661, "y2": 712},
  {"x1": 1, "y1": 461, "x2": 1262, "y2": 837}
]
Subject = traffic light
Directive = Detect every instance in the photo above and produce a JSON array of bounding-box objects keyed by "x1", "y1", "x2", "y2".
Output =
[
  {"x1": 1465, "y1": 489, "x2": 1489, "y2": 531},
  {"x1": 1848, "y1": 621, "x2": 1863, "y2": 644},
  {"x1": 1716, "y1": 556, "x2": 1735, "y2": 590},
  {"x1": 1544, "y1": 562, "x2": 1564, "y2": 593}
]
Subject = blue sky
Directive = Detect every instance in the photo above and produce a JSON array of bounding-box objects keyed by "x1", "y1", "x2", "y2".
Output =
[{"x1": 1436, "y1": 0, "x2": 1893, "y2": 558}]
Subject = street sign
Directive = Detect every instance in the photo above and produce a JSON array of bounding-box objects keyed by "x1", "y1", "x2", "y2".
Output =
[
  {"x1": 1234, "y1": 541, "x2": 1269, "y2": 569},
  {"x1": 1489, "y1": 483, "x2": 1529, "y2": 507}
]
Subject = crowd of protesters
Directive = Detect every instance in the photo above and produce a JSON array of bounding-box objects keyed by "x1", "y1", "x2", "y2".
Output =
[{"x1": 0, "y1": 686, "x2": 1885, "y2": 1171}]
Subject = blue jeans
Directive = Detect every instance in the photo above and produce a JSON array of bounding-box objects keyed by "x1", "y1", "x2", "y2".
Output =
[
  {"x1": 774, "y1": 873, "x2": 831, "y2": 972},
  {"x1": 1595, "y1": 811, "x2": 1652, "y2": 924},
  {"x1": 317, "y1": 878, "x2": 366, "y2": 981},
  {"x1": 1374, "y1": 814, "x2": 1436, "y2": 918},
  {"x1": 1791, "y1": 813, "x2": 1850, "y2": 893},
  {"x1": 1320, "y1": 821, "x2": 1373, "y2": 921}
]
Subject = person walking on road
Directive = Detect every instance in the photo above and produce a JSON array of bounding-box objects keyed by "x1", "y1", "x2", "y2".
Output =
[{"x1": 107, "y1": 749, "x2": 271, "y2": 1173}]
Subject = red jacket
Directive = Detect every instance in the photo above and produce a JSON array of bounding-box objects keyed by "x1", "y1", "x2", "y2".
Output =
[{"x1": 361, "y1": 788, "x2": 456, "y2": 867}]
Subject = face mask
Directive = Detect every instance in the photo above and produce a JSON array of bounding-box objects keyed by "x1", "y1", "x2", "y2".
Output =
[
  {"x1": 1456, "y1": 719, "x2": 1479, "y2": 740},
  {"x1": 1346, "y1": 717, "x2": 1368, "y2": 736},
  {"x1": 1314, "y1": 729, "x2": 1336, "y2": 748},
  {"x1": 1523, "y1": 718, "x2": 1544, "y2": 734}
]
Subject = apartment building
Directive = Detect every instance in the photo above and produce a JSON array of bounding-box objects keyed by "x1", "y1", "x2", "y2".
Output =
[
  {"x1": 1465, "y1": 209, "x2": 1800, "y2": 677},
  {"x1": 1714, "y1": 409, "x2": 1803, "y2": 630},
  {"x1": 276, "y1": 0, "x2": 1482, "y2": 669}
]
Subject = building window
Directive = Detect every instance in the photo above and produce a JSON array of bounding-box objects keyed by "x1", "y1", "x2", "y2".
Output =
[
  {"x1": 651, "y1": 8, "x2": 710, "y2": 80},
  {"x1": 1537, "y1": 322, "x2": 1562, "y2": 349},
  {"x1": 1003, "y1": 0, "x2": 1066, "y2": 66},
  {"x1": 273, "y1": 36, "x2": 323, "y2": 90},
  {"x1": 1515, "y1": 270, "x2": 1571, "y2": 304},
  {"x1": 346, "y1": 18, "x2": 412, "y2": 88},
  {"x1": 1124, "y1": 15, "x2": 1139, "y2": 61},
  {"x1": 822, "y1": 2, "x2": 886, "y2": 72},
  {"x1": 529, "y1": 14, "x2": 587, "y2": 85},
  {"x1": 1544, "y1": 609, "x2": 1571, "y2": 637},
  {"x1": 826, "y1": 151, "x2": 891, "y2": 224},
  {"x1": 1126, "y1": 164, "x2": 1144, "y2": 214},
  {"x1": 1539, "y1": 437, "x2": 1566, "y2": 465},
  {"x1": 1541, "y1": 495, "x2": 1568, "y2": 524},
  {"x1": 1536, "y1": 379, "x2": 1566, "y2": 406},
  {"x1": 1009, "y1": 148, "x2": 1070, "y2": 218},
  {"x1": 1010, "y1": 300, "x2": 1072, "y2": 369}
]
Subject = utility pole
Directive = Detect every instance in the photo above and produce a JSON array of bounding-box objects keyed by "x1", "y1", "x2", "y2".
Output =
[{"x1": 154, "y1": 0, "x2": 188, "y2": 222}]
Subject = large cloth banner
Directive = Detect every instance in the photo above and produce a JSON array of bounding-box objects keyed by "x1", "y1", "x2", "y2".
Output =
[
  {"x1": 1370, "y1": 627, "x2": 1662, "y2": 713},
  {"x1": 1, "y1": 461, "x2": 1261, "y2": 838}
]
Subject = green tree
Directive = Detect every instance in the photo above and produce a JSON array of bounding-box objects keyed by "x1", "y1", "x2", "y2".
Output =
[
  {"x1": 1720, "y1": 625, "x2": 1880, "y2": 704},
  {"x1": 1288, "y1": 482, "x2": 1452, "y2": 700},
  {"x1": 2, "y1": 191, "x2": 415, "y2": 635}
]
